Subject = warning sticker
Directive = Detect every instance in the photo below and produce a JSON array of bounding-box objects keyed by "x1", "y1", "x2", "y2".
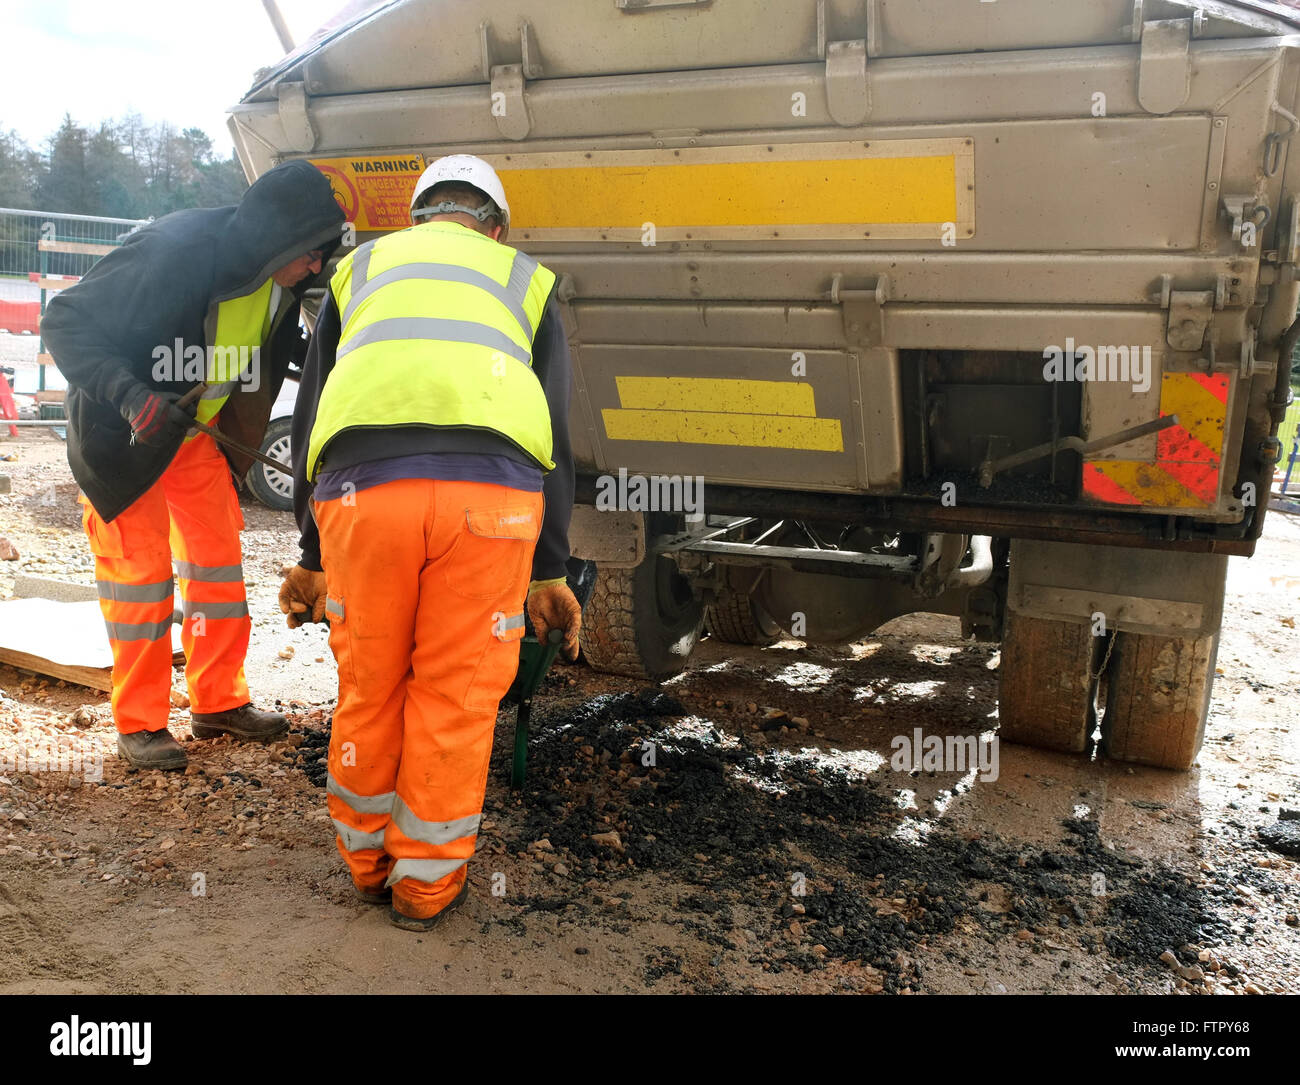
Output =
[{"x1": 310, "y1": 154, "x2": 426, "y2": 232}]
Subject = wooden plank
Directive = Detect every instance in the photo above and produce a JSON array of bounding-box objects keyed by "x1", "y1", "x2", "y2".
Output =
[
  {"x1": 0, "y1": 598, "x2": 184, "y2": 692},
  {"x1": 37, "y1": 353, "x2": 56, "y2": 366},
  {"x1": 34, "y1": 390, "x2": 65, "y2": 403},
  {"x1": 37, "y1": 239, "x2": 114, "y2": 256},
  {"x1": 0, "y1": 646, "x2": 112, "y2": 691},
  {"x1": 36, "y1": 276, "x2": 78, "y2": 291}
]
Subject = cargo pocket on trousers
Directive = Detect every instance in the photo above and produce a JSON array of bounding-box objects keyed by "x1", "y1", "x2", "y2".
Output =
[
  {"x1": 79, "y1": 495, "x2": 126, "y2": 559},
  {"x1": 324, "y1": 593, "x2": 358, "y2": 691},
  {"x1": 442, "y1": 505, "x2": 539, "y2": 601},
  {"x1": 463, "y1": 608, "x2": 526, "y2": 711}
]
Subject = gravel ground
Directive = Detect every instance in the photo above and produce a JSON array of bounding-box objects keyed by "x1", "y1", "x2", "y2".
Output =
[{"x1": 0, "y1": 428, "x2": 1297, "y2": 994}]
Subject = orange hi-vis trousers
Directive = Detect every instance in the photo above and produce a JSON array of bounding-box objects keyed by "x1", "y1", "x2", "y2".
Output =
[
  {"x1": 81, "y1": 432, "x2": 251, "y2": 734},
  {"x1": 316, "y1": 477, "x2": 542, "y2": 919}
]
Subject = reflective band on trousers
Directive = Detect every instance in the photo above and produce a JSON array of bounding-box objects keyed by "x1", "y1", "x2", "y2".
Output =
[
  {"x1": 105, "y1": 618, "x2": 172, "y2": 642},
  {"x1": 96, "y1": 577, "x2": 173, "y2": 603},
  {"x1": 180, "y1": 600, "x2": 249, "y2": 620},
  {"x1": 392, "y1": 795, "x2": 480, "y2": 846},
  {"x1": 327, "y1": 772, "x2": 394, "y2": 816},
  {"x1": 334, "y1": 819, "x2": 386, "y2": 853},
  {"x1": 385, "y1": 856, "x2": 468, "y2": 888},
  {"x1": 174, "y1": 560, "x2": 244, "y2": 583}
]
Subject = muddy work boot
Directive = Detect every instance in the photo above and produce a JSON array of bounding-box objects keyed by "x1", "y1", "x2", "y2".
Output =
[
  {"x1": 190, "y1": 703, "x2": 288, "y2": 742},
  {"x1": 117, "y1": 728, "x2": 188, "y2": 772},
  {"x1": 389, "y1": 879, "x2": 470, "y2": 932}
]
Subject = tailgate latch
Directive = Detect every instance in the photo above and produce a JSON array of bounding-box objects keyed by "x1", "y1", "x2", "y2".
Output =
[
  {"x1": 832, "y1": 273, "x2": 889, "y2": 348},
  {"x1": 1137, "y1": 18, "x2": 1192, "y2": 115},
  {"x1": 1156, "y1": 273, "x2": 1226, "y2": 351},
  {"x1": 825, "y1": 39, "x2": 870, "y2": 127}
]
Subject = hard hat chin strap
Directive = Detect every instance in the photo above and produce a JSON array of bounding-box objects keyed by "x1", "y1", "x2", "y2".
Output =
[{"x1": 412, "y1": 200, "x2": 498, "y2": 223}]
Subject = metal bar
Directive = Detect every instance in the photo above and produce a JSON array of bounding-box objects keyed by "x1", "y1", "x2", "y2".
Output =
[
  {"x1": 188, "y1": 417, "x2": 285, "y2": 471},
  {"x1": 0, "y1": 207, "x2": 147, "y2": 226},
  {"x1": 262, "y1": 0, "x2": 295, "y2": 52},
  {"x1": 979, "y1": 415, "x2": 1180, "y2": 487}
]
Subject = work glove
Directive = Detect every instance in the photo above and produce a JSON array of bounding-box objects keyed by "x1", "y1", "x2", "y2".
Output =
[
  {"x1": 527, "y1": 577, "x2": 582, "y2": 662},
  {"x1": 279, "y1": 563, "x2": 328, "y2": 628},
  {"x1": 121, "y1": 383, "x2": 196, "y2": 447}
]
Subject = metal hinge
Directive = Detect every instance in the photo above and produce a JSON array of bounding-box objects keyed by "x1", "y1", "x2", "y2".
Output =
[
  {"x1": 1155, "y1": 273, "x2": 1227, "y2": 351},
  {"x1": 825, "y1": 39, "x2": 870, "y2": 126},
  {"x1": 832, "y1": 273, "x2": 889, "y2": 348},
  {"x1": 480, "y1": 20, "x2": 541, "y2": 140},
  {"x1": 276, "y1": 83, "x2": 317, "y2": 153},
  {"x1": 1137, "y1": 18, "x2": 1192, "y2": 115}
]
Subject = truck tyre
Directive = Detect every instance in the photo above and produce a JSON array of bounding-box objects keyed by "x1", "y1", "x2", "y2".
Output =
[
  {"x1": 1101, "y1": 631, "x2": 1218, "y2": 770},
  {"x1": 580, "y1": 555, "x2": 704, "y2": 679},
  {"x1": 704, "y1": 585, "x2": 781, "y2": 646},
  {"x1": 246, "y1": 416, "x2": 294, "y2": 511},
  {"x1": 998, "y1": 611, "x2": 1098, "y2": 753}
]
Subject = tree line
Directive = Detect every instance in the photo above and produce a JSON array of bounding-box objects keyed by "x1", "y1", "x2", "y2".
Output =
[{"x1": 0, "y1": 113, "x2": 248, "y2": 219}]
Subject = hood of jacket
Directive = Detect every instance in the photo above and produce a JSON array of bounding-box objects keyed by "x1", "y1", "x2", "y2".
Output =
[{"x1": 212, "y1": 158, "x2": 347, "y2": 303}]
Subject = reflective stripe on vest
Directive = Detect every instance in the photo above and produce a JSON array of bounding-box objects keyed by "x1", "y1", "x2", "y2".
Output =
[
  {"x1": 306, "y1": 220, "x2": 556, "y2": 480},
  {"x1": 194, "y1": 280, "x2": 277, "y2": 427}
]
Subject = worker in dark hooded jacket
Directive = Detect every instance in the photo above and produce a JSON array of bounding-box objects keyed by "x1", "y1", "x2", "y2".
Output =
[{"x1": 42, "y1": 159, "x2": 346, "y2": 772}]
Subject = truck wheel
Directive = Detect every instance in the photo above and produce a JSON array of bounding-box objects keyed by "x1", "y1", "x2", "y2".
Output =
[
  {"x1": 1101, "y1": 631, "x2": 1218, "y2": 770},
  {"x1": 704, "y1": 585, "x2": 781, "y2": 646},
  {"x1": 245, "y1": 417, "x2": 294, "y2": 511},
  {"x1": 580, "y1": 555, "x2": 704, "y2": 679},
  {"x1": 998, "y1": 611, "x2": 1098, "y2": 753}
]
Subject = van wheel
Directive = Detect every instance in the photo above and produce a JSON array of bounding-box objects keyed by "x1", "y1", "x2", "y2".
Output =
[
  {"x1": 998, "y1": 611, "x2": 1098, "y2": 753},
  {"x1": 581, "y1": 555, "x2": 703, "y2": 679},
  {"x1": 705, "y1": 585, "x2": 781, "y2": 646},
  {"x1": 245, "y1": 417, "x2": 294, "y2": 511},
  {"x1": 1101, "y1": 631, "x2": 1217, "y2": 770}
]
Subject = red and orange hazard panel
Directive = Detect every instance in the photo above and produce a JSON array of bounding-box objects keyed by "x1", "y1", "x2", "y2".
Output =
[{"x1": 1082, "y1": 372, "x2": 1230, "y2": 509}]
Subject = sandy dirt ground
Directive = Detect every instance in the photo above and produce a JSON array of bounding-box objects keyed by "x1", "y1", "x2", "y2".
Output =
[{"x1": 0, "y1": 428, "x2": 1297, "y2": 995}]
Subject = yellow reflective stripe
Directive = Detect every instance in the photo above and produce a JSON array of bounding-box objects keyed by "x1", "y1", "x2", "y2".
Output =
[
  {"x1": 1159, "y1": 373, "x2": 1226, "y2": 456},
  {"x1": 615, "y1": 376, "x2": 818, "y2": 416},
  {"x1": 603, "y1": 407, "x2": 843, "y2": 451},
  {"x1": 1085, "y1": 460, "x2": 1208, "y2": 508}
]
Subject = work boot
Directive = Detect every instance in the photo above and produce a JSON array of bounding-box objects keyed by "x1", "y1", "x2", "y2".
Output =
[
  {"x1": 190, "y1": 703, "x2": 288, "y2": 742},
  {"x1": 355, "y1": 884, "x2": 392, "y2": 905},
  {"x1": 389, "y1": 879, "x2": 470, "y2": 932},
  {"x1": 117, "y1": 728, "x2": 188, "y2": 772}
]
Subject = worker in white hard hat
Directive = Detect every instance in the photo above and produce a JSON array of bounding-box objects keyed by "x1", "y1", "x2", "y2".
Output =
[{"x1": 278, "y1": 154, "x2": 581, "y2": 930}]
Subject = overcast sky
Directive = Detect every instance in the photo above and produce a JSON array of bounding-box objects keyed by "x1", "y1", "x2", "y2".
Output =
[{"x1": 2, "y1": 0, "x2": 341, "y2": 151}]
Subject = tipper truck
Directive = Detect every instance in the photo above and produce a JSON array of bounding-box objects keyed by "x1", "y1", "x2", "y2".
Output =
[{"x1": 230, "y1": 0, "x2": 1300, "y2": 770}]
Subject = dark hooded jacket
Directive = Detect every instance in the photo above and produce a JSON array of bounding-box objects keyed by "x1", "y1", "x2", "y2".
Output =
[{"x1": 42, "y1": 159, "x2": 346, "y2": 521}]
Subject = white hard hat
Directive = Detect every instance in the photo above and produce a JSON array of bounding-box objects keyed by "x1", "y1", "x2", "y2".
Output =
[{"x1": 410, "y1": 154, "x2": 510, "y2": 235}]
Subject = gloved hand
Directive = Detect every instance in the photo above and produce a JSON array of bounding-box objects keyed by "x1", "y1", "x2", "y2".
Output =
[
  {"x1": 121, "y1": 383, "x2": 196, "y2": 447},
  {"x1": 527, "y1": 577, "x2": 582, "y2": 662},
  {"x1": 279, "y1": 564, "x2": 328, "y2": 628}
]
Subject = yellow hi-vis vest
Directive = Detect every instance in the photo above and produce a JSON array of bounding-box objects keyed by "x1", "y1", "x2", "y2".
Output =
[
  {"x1": 306, "y1": 220, "x2": 557, "y2": 481},
  {"x1": 193, "y1": 279, "x2": 278, "y2": 428}
]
